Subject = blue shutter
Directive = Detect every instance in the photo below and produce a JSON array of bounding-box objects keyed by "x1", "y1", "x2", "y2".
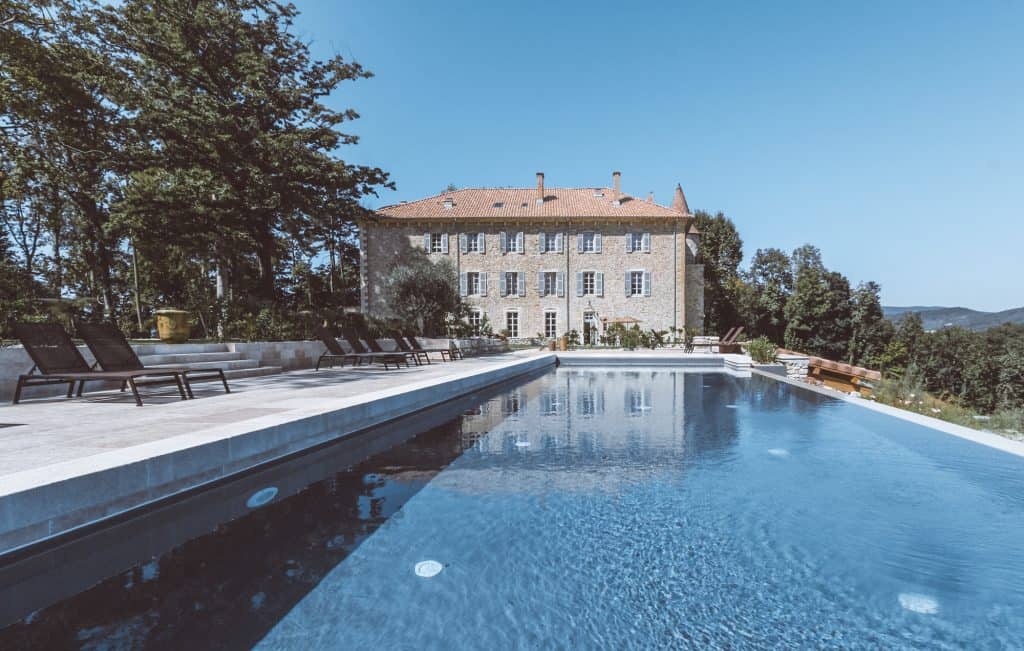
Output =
[
  {"x1": 576, "y1": 233, "x2": 584, "y2": 253},
  {"x1": 626, "y1": 233, "x2": 634, "y2": 253},
  {"x1": 575, "y1": 271, "x2": 584, "y2": 297},
  {"x1": 517, "y1": 273, "x2": 525, "y2": 296},
  {"x1": 500, "y1": 272, "x2": 508, "y2": 297},
  {"x1": 594, "y1": 232, "x2": 602, "y2": 253},
  {"x1": 642, "y1": 232, "x2": 651, "y2": 253},
  {"x1": 441, "y1": 233, "x2": 449, "y2": 254},
  {"x1": 538, "y1": 272, "x2": 545, "y2": 296},
  {"x1": 517, "y1": 232, "x2": 525, "y2": 254},
  {"x1": 459, "y1": 233, "x2": 468, "y2": 254},
  {"x1": 625, "y1": 271, "x2": 631, "y2": 296},
  {"x1": 459, "y1": 272, "x2": 467, "y2": 297},
  {"x1": 555, "y1": 232, "x2": 563, "y2": 253},
  {"x1": 595, "y1": 272, "x2": 604, "y2": 297},
  {"x1": 538, "y1": 231, "x2": 547, "y2": 253},
  {"x1": 423, "y1": 232, "x2": 431, "y2": 250},
  {"x1": 500, "y1": 231, "x2": 508, "y2": 254},
  {"x1": 556, "y1": 272, "x2": 565, "y2": 297},
  {"x1": 644, "y1": 270, "x2": 652, "y2": 296},
  {"x1": 480, "y1": 272, "x2": 488, "y2": 296},
  {"x1": 478, "y1": 232, "x2": 486, "y2": 253}
]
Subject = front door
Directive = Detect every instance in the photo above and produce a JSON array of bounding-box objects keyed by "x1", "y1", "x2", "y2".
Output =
[{"x1": 582, "y1": 311, "x2": 599, "y2": 345}]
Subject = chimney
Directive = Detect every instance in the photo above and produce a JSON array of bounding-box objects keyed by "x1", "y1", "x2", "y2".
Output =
[
  {"x1": 646, "y1": 191, "x2": 654, "y2": 203},
  {"x1": 612, "y1": 171, "x2": 621, "y2": 204},
  {"x1": 536, "y1": 172, "x2": 545, "y2": 204}
]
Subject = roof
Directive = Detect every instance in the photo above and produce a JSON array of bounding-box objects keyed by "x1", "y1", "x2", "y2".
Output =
[{"x1": 375, "y1": 187, "x2": 690, "y2": 220}]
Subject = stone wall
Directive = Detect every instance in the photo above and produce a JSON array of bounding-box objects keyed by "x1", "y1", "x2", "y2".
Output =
[{"x1": 361, "y1": 219, "x2": 702, "y2": 339}]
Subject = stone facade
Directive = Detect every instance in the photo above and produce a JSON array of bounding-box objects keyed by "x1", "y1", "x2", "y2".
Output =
[
  {"x1": 360, "y1": 174, "x2": 705, "y2": 340},
  {"x1": 362, "y1": 222, "x2": 703, "y2": 339}
]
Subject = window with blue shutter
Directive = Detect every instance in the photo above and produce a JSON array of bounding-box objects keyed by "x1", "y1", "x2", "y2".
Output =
[
  {"x1": 644, "y1": 270, "x2": 652, "y2": 296},
  {"x1": 516, "y1": 232, "x2": 524, "y2": 254},
  {"x1": 641, "y1": 232, "x2": 651, "y2": 253},
  {"x1": 478, "y1": 232, "x2": 486, "y2": 253},
  {"x1": 556, "y1": 271, "x2": 565, "y2": 297},
  {"x1": 594, "y1": 233, "x2": 602, "y2": 253},
  {"x1": 460, "y1": 272, "x2": 468, "y2": 297},
  {"x1": 595, "y1": 271, "x2": 604, "y2": 296},
  {"x1": 538, "y1": 231, "x2": 547, "y2": 253},
  {"x1": 517, "y1": 272, "x2": 525, "y2": 296},
  {"x1": 480, "y1": 271, "x2": 488, "y2": 296}
]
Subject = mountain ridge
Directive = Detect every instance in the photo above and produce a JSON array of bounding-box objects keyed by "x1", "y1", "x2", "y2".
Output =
[{"x1": 883, "y1": 305, "x2": 1024, "y2": 331}]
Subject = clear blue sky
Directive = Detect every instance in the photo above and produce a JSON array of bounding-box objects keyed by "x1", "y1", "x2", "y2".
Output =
[{"x1": 292, "y1": 1, "x2": 1023, "y2": 311}]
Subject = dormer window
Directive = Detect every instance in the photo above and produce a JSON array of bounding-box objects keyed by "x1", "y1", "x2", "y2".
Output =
[
  {"x1": 493, "y1": 201, "x2": 504, "y2": 208},
  {"x1": 443, "y1": 197, "x2": 454, "y2": 209},
  {"x1": 593, "y1": 189, "x2": 604, "y2": 198}
]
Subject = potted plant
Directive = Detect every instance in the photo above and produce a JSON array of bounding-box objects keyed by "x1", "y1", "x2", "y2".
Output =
[{"x1": 154, "y1": 308, "x2": 191, "y2": 343}]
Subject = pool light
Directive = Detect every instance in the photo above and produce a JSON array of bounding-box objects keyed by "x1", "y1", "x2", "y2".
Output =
[
  {"x1": 246, "y1": 486, "x2": 279, "y2": 509},
  {"x1": 415, "y1": 560, "x2": 444, "y2": 578}
]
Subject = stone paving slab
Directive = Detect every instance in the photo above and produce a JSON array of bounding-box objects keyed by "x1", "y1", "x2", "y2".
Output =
[{"x1": 0, "y1": 351, "x2": 556, "y2": 554}]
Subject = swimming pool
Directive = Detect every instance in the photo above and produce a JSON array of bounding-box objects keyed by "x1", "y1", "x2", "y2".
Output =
[{"x1": 3, "y1": 367, "x2": 1023, "y2": 648}]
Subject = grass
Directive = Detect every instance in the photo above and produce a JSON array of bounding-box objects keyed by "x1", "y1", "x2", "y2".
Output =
[{"x1": 870, "y1": 376, "x2": 1024, "y2": 441}]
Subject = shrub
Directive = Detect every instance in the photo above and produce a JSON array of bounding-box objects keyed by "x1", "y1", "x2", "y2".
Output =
[{"x1": 746, "y1": 336, "x2": 777, "y2": 363}]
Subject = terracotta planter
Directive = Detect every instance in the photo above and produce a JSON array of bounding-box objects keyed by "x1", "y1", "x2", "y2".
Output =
[
  {"x1": 558, "y1": 336, "x2": 568, "y2": 351},
  {"x1": 154, "y1": 309, "x2": 191, "y2": 343},
  {"x1": 548, "y1": 340, "x2": 556, "y2": 351}
]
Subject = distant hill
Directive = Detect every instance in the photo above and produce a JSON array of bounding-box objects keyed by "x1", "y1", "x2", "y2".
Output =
[{"x1": 883, "y1": 305, "x2": 1024, "y2": 331}]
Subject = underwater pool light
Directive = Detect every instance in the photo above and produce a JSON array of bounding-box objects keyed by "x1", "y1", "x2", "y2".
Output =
[{"x1": 246, "y1": 486, "x2": 279, "y2": 509}]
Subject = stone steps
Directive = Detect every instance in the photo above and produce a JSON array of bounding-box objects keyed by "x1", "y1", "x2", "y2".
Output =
[
  {"x1": 145, "y1": 358, "x2": 260, "y2": 372},
  {"x1": 130, "y1": 342, "x2": 232, "y2": 356},
  {"x1": 222, "y1": 365, "x2": 283, "y2": 380}
]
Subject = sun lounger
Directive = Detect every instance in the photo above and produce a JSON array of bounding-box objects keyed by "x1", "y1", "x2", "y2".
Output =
[
  {"x1": 718, "y1": 326, "x2": 745, "y2": 354},
  {"x1": 355, "y1": 326, "x2": 422, "y2": 366},
  {"x1": 340, "y1": 329, "x2": 410, "y2": 370},
  {"x1": 402, "y1": 331, "x2": 463, "y2": 361},
  {"x1": 314, "y1": 326, "x2": 370, "y2": 370},
  {"x1": 12, "y1": 322, "x2": 188, "y2": 406},
  {"x1": 75, "y1": 320, "x2": 229, "y2": 398},
  {"x1": 388, "y1": 331, "x2": 431, "y2": 365}
]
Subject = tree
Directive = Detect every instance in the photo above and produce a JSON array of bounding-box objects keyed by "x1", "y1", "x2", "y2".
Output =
[
  {"x1": 848, "y1": 281, "x2": 892, "y2": 367},
  {"x1": 693, "y1": 210, "x2": 743, "y2": 335},
  {"x1": 741, "y1": 247, "x2": 792, "y2": 344},
  {"x1": 783, "y1": 245, "x2": 852, "y2": 359},
  {"x1": 99, "y1": 0, "x2": 391, "y2": 305},
  {"x1": 997, "y1": 336, "x2": 1024, "y2": 410},
  {"x1": 382, "y1": 256, "x2": 461, "y2": 336}
]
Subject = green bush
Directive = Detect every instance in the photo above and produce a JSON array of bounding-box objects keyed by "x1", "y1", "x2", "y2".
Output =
[{"x1": 746, "y1": 336, "x2": 777, "y2": 363}]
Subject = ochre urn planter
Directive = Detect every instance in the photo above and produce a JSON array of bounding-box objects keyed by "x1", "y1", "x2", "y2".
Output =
[{"x1": 155, "y1": 309, "x2": 191, "y2": 343}]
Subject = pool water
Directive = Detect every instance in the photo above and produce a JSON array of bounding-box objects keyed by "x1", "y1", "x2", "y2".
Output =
[{"x1": 3, "y1": 368, "x2": 1024, "y2": 649}]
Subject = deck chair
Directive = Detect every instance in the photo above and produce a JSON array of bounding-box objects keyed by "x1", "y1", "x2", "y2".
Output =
[
  {"x1": 403, "y1": 331, "x2": 463, "y2": 361},
  {"x1": 76, "y1": 321, "x2": 229, "y2": 398},
  {"x1": 314, "y1": 326, "x2": 371, "y2": 370},
  {"x1": 718, "y1": 326, "x2": 745, "y2": 354},
  {"x1": 340, "y1": 328, "x2": 410, "y2": 370},
  {"x1": 12, "y1": 322, "x2": 187, "y2": 406},
  {"x1": 355, "y1": 326, "x2": 421, "y2": 366},
  {"x1": 388, "y1": 331, "x2": 431, "y2": 365}
]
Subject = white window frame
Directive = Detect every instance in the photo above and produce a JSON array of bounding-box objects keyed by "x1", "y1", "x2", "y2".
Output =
[
  {"x1": 582, "y1": 271, "x2": 596, "y2": 295},
  {"x1": 541, "y1": 271, "x2": 557, "y2": 297},
  {"x1": 467, "y1": 272, "x2": 481, "y2": 296},
  {"x1": 430, "y1": 233, "x2": 446, "y2": 253},
  {"x1": 544, "y1": 310, "x2": 558, "y2": 338},
  {"x1": 629, "y1": 270, "x2": 644, "y2": 296},
  {"x1": 505, "y1": 310, "x2": 520, "y2": 339},
  {"x1": 581, "y1": 231, "x2": 598, "y2": 253}
]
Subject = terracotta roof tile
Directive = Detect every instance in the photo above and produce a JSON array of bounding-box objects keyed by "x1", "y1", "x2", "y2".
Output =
[{"x1": 376, "y1": 186, "x2": 689, "y2": 220}]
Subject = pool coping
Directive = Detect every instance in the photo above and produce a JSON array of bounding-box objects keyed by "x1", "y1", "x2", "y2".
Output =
[{"x1": 750, "y1": 368, "x2": 1024, "y2": 458}]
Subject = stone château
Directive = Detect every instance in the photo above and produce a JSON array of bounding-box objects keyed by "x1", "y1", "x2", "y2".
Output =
[{"x1": 359, "y1": 172, "x2": 704, "y2": 341}]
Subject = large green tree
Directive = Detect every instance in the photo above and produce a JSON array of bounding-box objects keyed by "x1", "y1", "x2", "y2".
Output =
[
  {"x1": 848, "y1": 281, "x2": 892, "y2": 367},
  {"x1": 693, "y1": 210, "x2": 743, "y2": 335},
  {"x1": 741, "y1": 247, "x2": 792, "y2": 344},
  {"x1": 783, "y1": 245, "x2": 853, "y2": 359}
]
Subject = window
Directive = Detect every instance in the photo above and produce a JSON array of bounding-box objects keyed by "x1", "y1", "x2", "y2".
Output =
[
  {"x1": 580, "y1": 231, "x2": 599, "y2": 253},
  {"x1": 465, "y1": 272, "x2": 482, "y2": 295},
  {"x1": 629, "y1": 271, "x2": 644, "y2": 296},
  {"x1": 463, "y1": 232, "x2": 485, "y2": 253},
  {"x1": 541, "y1": 391, "x2": 562, "y2": 415},
  {"x1": 626, "y1": 232, "x2": 651, "y2": 253},
  {"x1": 423, "y1": 232, "x2": 448, "y2": 254},
  {"x1": 468, "y1": 309, "x2": 483, "y2": 331},
  {"x1": 502, "y1": 271, "x2": 524, "y2": 297},
  {"x1": 503, "y1": 231, "x2": 524, "y2": 254},
  {"x1": 541, "y1": 271, "x2": 558, "y2": 297},
  {"x1": 539, "y1": 232, "x2": 562, "y2": 253},
  {"x1": 583, "y1": 271, "x2": 595, "y2": 295},
  {"x1": 544, "y1": 310, "x2": 558, "y2": 338},
  {"x1": 503, "y1": 390, "x2": 522, "y2": 416},
  {"x1": 505, "y1": 310, "x2": 520, "y2": 338},
  {"x1": 430, "y1": 233, "x2": 445, "y2": 253},
  {"x1": 575, "y1": 271, "x2": 603, "y2": 297},
  {"x1": 577, "y1": 389, "x2": 603, "y2": 416}
]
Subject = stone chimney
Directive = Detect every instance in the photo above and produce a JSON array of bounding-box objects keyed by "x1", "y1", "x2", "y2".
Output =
[
  {"x1": 671, "y1": 183, "x2": 691, "y2": 215},
  {"x1": 536, "y1": 172, "x2": 545, "y2": 204},
  {"x1": 646, "y1": 191, "x2": 654, "y2": 203},
  {"x1": 612, "y1": 171, "x2": 621, "y2": 204}
]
